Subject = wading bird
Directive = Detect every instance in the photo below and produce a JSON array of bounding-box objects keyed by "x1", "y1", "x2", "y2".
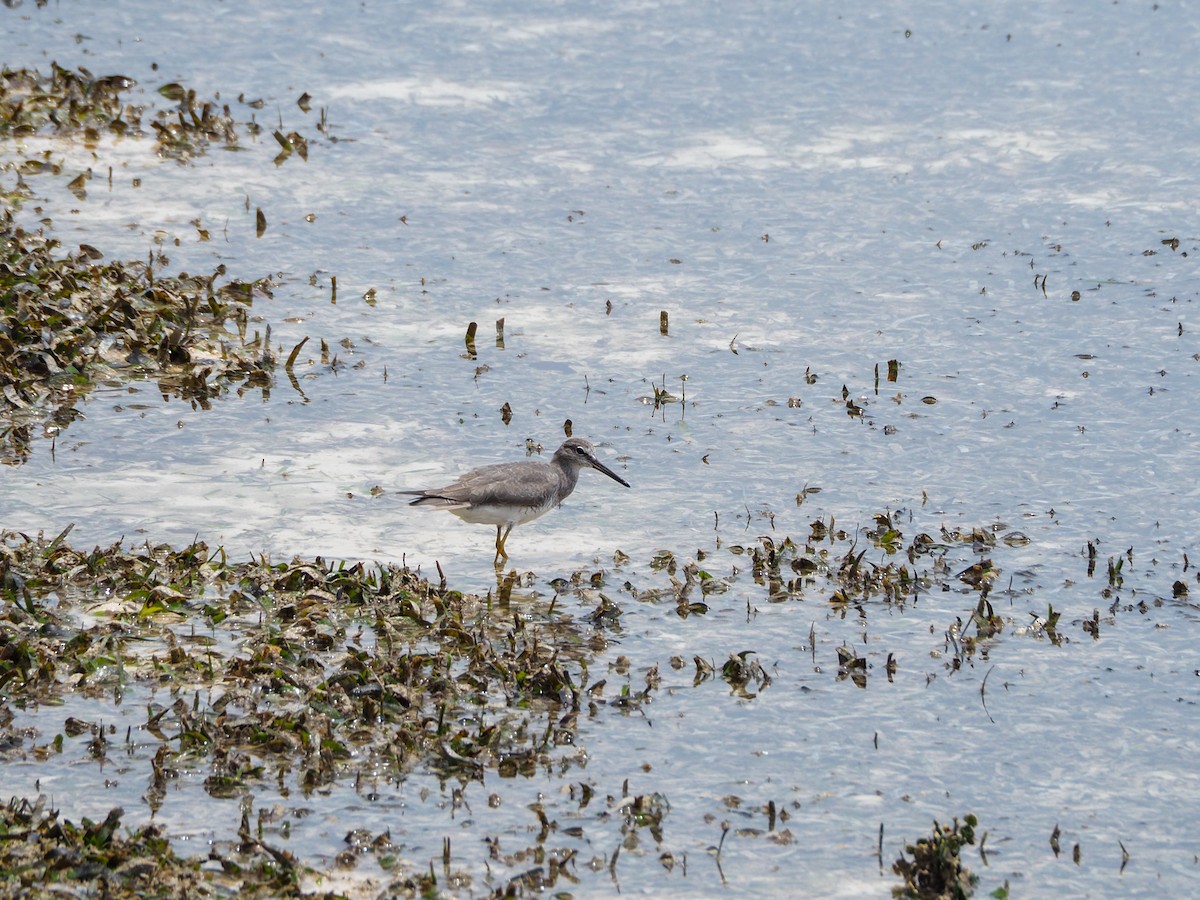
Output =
[{"x1": 402, "y1": 437, "x2": 630, "y2": 565}]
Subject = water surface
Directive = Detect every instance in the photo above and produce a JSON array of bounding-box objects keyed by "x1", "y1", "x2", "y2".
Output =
[{"x1": 2, "y1": 1, "x2": 1198, "y2": 896}]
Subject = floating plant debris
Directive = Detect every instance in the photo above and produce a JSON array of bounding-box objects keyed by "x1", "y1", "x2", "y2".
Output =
[
  {"x1": 0, "y1": 209, "x2": 278, "y2": 466},
  {"x1": 0, "y1": 525, "x2": 609, "y2": 892},
  {"x1": 0, "y1": 525, "x2": 603, "y2": 778},
  {"x1": 0, "y1": 64, "x2": 137, "y2": 139},
  {"x1": 464, "y1": 320, "x2": 478, "y2": 358},
  {"x1": 0, "y1": 796, "x2": 315, "y2": 898},
  {"x1": 0, "y1": 65, "x2": 230, "y2": 161},
  {"x1": 2, "y1": 64, "x2": 327, "y2": 167},
  {"x1": 892, "y1": 814, "x2": 979, "y2": 899},
  {"x1": 272, "y1": 129, "x2": 307, "y2": 165},
  {"x1": 0, "y1": 507, "x2": 1179, "y2": 895}
]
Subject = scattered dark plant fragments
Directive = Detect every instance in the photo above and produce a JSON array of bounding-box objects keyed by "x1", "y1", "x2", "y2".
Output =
[
  {"x1": 0, "y1": 64, "x2": 137, "y2": 140},
  {"x1": 0, "y1": 795, "x2": 323, "y2": 898},
  {"x1": 0, "y1": 504, "x2": 1177, "y2": 894},
  {"x1": 0, "y1": 208, "x2": 278, "y2": 465},
  {"x1": 892, "y1": 814, "x2": 979, "y2": 899},
  {"x1": 0, "y1": 526, "x2": 603, "y2": 892},
  {"x1": 0, "y1": 64, "x2": 345, "y2": 465},
  {"x1": 0, "y1": 64, "x2": 232, "y2": 161},
  {"x1": 616, "y1": 790, "x2": 670, "y2": 846},
  {"x1": 666, "y1": 521, "x2": 998, "y2": 611},
  {"x1": 639, "y1": 510, "x2": 1159, "y2": 686},
  {"x1": 151, "y1": 81, "x2": 239, "y2": 160}
]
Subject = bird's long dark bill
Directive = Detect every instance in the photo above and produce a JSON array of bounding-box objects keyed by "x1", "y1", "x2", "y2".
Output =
[{"x1": 591, "y1": 458, "x2": 631, "y2": 488}]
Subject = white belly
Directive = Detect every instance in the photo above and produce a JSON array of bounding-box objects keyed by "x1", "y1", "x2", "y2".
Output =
[{"x1": 450, "y1": 499, "x2": 558, "y2": 528}]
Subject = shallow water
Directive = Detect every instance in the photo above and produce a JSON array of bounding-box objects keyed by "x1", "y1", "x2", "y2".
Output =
[{"x1": 3, "y1": 1, "x2": 1199, "y2": 896}]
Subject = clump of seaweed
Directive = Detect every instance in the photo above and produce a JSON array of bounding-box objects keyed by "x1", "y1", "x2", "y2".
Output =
[
  {"x1": 0, "y1": 63, "x2": 138, "y2": 140},
  {"x1": 0, "y1": 795, "x2": 318, "y2": 898},
  {"x1": 892, "y1": 815, "x2": 979, "y2": 899},
  {"x1": 0, "y1": 208, "x2": 278, "y2": 465},
  {"x1": 0, "y1": 525, "x2": 602, "y2": 893},
  {"x1": 150, "y1": 81, "x2": 240, "y2": 160},
  {"x1": 1, "y1": 64, "x2": 252, "y2": 159},
  {"x1": 2, "y1": 62, "x2": 331, "y2": 169},
  {"x1": 1, "y1": 524, "x2": 595, "y2": 786}
]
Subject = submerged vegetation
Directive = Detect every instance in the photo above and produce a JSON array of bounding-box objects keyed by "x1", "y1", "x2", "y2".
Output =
[
  {"x1": 1, "y1": 526, "x2": 596, "y2": 896},
  {"x1": 1, "y1": 63, "x2": 140, "y2": 142},
  {"x1": 1, "y1": 62, "x2": 303, "y2": 158},
  {"x1": 0, "y1": 64, "x2": 332, "y2": 466},
  {"x1": 0, "y1": 507, "x2": 1170, "y2": 895},
  {"x1": 0, "y1": 796, "x2": 315, "y2": 899},
  {"x1": 892, "y1": 814, "x2": 980, "y2": 900},
  {"x1": 0, "y1": 206, "x2": 279, "y2": 465}
]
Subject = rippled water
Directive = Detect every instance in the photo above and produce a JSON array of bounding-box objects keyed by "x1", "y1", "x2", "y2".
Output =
[{"x1": 3, "y1": 1, "x2": 1199, "y2": 896}]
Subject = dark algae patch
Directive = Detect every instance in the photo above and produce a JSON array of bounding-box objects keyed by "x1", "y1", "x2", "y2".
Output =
[
  {"x1": 1, "y1": 64, "x2": 305, "y2": 466},
  {"x1": 1, "y1": 63, "x2": 253, "y2": 158},
  {"x1": 1, "y1": 510, "x2": 1172, "y2": 896},
  {"x1": 0, "y1": 527, "x2": 593, "y2": 777},
  {"x1": 1, "y1": 63, "x2": 138, "y2": 141},
  {"x1": 1, "y1": 527, "x2": 599, "y2": 896},
  {"x1": 0, "y1": 206, "x2": 278, "y2": 465},
  {"x1": 892, "y1": 814, "x2": 981, "y2": 900},
  {"x1": 0, "y1": 796, "x2": 321, "y2": 899}
]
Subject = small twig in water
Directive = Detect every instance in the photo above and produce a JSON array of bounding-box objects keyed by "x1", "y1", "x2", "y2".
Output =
[
  {"x1": 980, "y1": 665, "x2": 996, "y2": 724},
  {"x1": 712, "y1": 820, "x2": 730, "y2": 885}
]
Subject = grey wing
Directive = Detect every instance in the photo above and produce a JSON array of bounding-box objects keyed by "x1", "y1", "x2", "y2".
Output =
[
  {"x1": 451, "y1": 462, "x2": 561, "y2": 508},
  {"x1": 403, "y1": 461, "x2": 556, "y2": 509}
]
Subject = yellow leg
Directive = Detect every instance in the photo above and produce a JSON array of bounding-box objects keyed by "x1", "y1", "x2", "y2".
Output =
[{"x1": 493, "y1": 524, "x2": 513, "y2": 566}]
